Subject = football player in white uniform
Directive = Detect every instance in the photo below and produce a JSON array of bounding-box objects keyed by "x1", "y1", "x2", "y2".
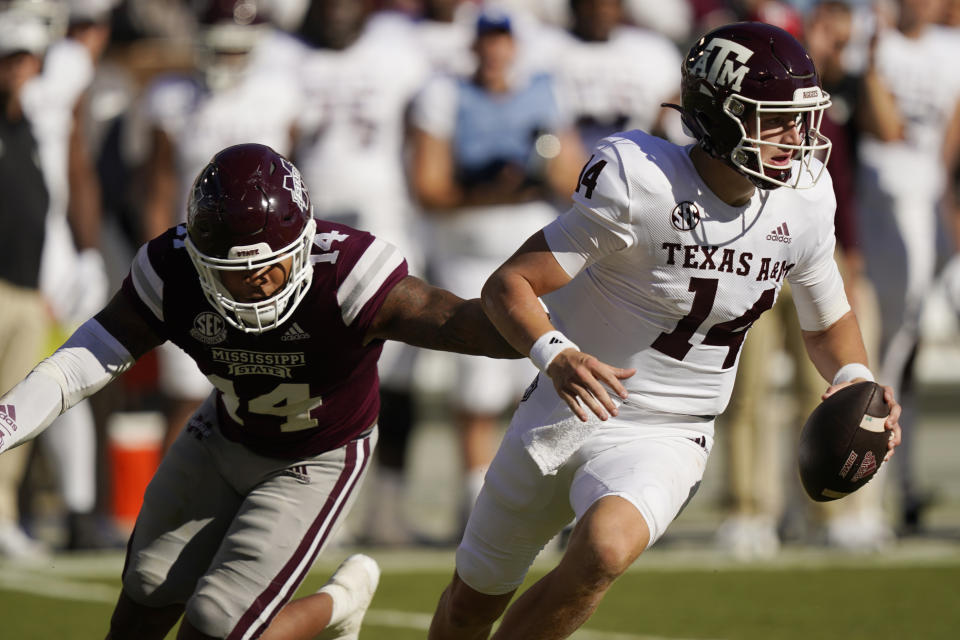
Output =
[{"x1": 428, "y1": 22, "x2": 903, "y2": 640}]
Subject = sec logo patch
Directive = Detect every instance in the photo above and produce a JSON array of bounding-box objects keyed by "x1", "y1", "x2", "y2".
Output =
[
  {"x1": 671, "y1": 201, "x2": 701, "y2": 231},
  {"x1": 190, "y1": 312, "x2": 227, "y2": 345}
]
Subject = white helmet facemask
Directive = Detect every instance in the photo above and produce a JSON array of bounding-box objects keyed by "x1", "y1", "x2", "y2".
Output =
[
  {"x1": 186, "y1": 217, "x2": 316, "y2": 333},
  {"x1": 725, "y1": 86, "x2": 833, "y2": 190}
]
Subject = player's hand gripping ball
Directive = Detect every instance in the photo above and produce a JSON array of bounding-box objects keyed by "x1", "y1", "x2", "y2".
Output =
[{"x1": 798, "y1": 381, "x2": 890, "y2": 502}]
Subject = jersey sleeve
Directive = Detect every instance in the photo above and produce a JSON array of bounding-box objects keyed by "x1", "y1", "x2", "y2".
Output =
[
  {"x1": 142, "y1": 75, "x2": 198, "y2": 135},
  {"x1": 786, "y1": 176, "x2": 851, "y2": 331},
  {"x1": 410, "y1": 73, "x2": 459, "y2": 139},
  {"x1": 543, "y1": 139, "x2": 636, "y2": 277},
  {"x1": 332, "y1": 232, "x2": 409, "y2": 334},
  {"x1": 119, "y1": 230, "x2": 179, "y2": 339},
  {"x1": 21, "y1": 39, "x2": 94, "y2": 112}
]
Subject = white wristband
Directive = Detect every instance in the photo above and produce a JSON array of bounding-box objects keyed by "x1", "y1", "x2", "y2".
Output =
[
  {"x1": 529, "y1": 330, "x2": 579, "y2": 372},
  {"x1": 832, "y1": 363, "x2": 875, "y2": 386}
]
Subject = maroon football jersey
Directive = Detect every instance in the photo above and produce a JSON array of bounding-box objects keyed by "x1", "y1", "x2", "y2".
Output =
[{"x1": 121, "y1": 220, "x2": 408, "y2": 458}]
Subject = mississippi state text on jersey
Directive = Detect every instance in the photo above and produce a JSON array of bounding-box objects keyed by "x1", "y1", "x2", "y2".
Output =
[{"x1": 122, "y1": 220, "x2": 408, "y2": 457}]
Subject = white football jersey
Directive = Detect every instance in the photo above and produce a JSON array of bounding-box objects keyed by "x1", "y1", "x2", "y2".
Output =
[
  {"x1": 21, "y1": 38, "x2": 97, "y2": 318},
  {"x1": 414, "y1": 8, "x2": 476, "y2": 76},
  {"x1": 542, "y1": 131, "x2": 844, "y2": 416},
  {"x1": 144, "y1": 66, "x2": 301, "y2": 222},
  {"x1": 522, "y1": 25, "x2": 681, "y2": 151},
  {"x1": 293, "y1": 13, "x2": 431, "y2": 270},
  {"x1": 858, "y1": 26, "x2": 960, "y2": 197}
]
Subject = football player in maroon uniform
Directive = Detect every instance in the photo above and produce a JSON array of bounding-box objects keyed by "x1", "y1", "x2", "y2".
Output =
[{"x1": 0, "y1": 143, "x2": 519, "y2": 640}]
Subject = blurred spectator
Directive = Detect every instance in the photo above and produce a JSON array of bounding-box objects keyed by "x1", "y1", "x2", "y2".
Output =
[
  {"x1": 0, "y1": 0, "x2": 54, "y2": 560},
  {"x1": 139, "y1": 0, "x2": 302, "y2": 452},
  {"x1": 691, "y1": 0, "x2": 804, "y2": 45},
  {"x1": 715, "y1": 0, "x2": 897, "y2": 555},
  {"x1": 856, "y1": 0, "x2": 960, "y2": 533},
  {"x1": 936, "y1": 0, "x2": 960, "y2": 322},
  {"x1": 414, "y1": 0, "x2": 476, "y2": 75},
  {"x1": 409, "y1": 7, "x2": 586, "y2": 532},
  {"x1": 621, "y1": 0, "x2": 693, "y2": 44},
  {"x1": 521, "y1": 0, "x2": 684, "y2": 151},
  {"x1": 292, "y1": 0, "x2": 431, "y2": 545},
  {"x1": 21, "y1": 0, "x2": 124, "y2": 552}
]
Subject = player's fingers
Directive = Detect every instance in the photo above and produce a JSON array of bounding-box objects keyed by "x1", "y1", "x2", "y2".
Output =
[
  {"x1": 884, "y1": 423, "x2": 901, "y2": 462},
  {"x1": 821, "y1": 378, "x2": 865, "y2": 400},
  {"x1": 882, "y1": 386, "x2": 901, "y2": 423},
  {"x1": 612, "y1": 367, "x2": 637, "y2": 381},
  {"x1": 578, "y1": 369, "x2": 620, "y2": 416},
  {"x1": 569, "y1": 380, "x2": 610, "y2": 422},
  {"x1": 558, "y1": 388, "x2": 589, "y2": 422},
  {"x1": 599, "y1": 366, "x2": 635, "y2": 399}
]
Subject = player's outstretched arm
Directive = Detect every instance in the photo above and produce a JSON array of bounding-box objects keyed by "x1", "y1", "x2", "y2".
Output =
[
  {"x1": 364, "y1": 275, "x2": 521, "y2": 359},
  {"x1": 0, "y1": 292, "x2": 163, "y2": 454},
  {"x1": 801, "y1": 310, "x2": 902, "y2": 460},
  {"x1": 482, "y1": 232, "x2": 634, "y2": 422}
]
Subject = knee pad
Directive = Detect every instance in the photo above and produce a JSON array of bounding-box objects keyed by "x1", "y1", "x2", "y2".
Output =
[{"x1": 184, "y1": 591, "x2": 238, "y2": 639}]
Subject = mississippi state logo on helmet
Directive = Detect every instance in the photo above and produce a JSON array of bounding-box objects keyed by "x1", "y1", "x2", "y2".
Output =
[
  {"x1": 670, "y1": 22, "x2": 832, "y2": 190},
  {"x1": 185, "y1": 143, "x2": 317, "y2": 334}
]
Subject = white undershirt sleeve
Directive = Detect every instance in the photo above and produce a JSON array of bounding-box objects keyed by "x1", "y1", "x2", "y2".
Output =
[
  {"x1": 0, "y1": 319, "x2": 134, "y2": 453},
  {"x1": 789, "y1": 261, "x2": 851, "y2": 331}
]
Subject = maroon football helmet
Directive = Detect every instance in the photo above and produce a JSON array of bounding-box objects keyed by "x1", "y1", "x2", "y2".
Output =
[
  {"x1": 676, "y1": 22, "x2": 832, "y2": 190},
  {"x1": 185, "y1": 143, "x2": 316, "y2": 333}
]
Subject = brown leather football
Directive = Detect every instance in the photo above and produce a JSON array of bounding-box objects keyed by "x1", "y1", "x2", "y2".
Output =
[{"x1": 798, "y1": 381, "x2": 890, "y2": 502}]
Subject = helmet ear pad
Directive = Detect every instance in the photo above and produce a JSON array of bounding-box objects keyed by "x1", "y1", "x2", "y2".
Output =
[{"x1": 681, "y1": 79, "x2": 744, "y2": 161}]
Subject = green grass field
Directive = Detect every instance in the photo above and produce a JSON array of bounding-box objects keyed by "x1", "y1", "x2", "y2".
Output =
[{"x1": 1, "y1": 545, "x2": 959, "y2": 640}]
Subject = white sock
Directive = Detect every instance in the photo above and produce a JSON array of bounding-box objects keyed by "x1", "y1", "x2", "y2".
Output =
[{"x1": 319, "y1": 583, "x2": 350, "y2": 626}]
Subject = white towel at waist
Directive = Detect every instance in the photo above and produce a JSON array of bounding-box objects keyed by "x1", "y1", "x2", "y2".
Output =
[{"x1": 520, "y1": 411, "x2": 605, "y2": 476}]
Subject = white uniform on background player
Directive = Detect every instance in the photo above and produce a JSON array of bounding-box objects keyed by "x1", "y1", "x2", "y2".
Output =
[
  {"x1": 414, "y1": 0, "x2": 477, "y2": 77},
  {"x1": 140, "y1": 0, "x2": 303, "y2": 447},
  {"x1": 520, "y1": 0, "x2": 684, "y2": 152},
  {"x1": 855, "y1": 0, "x2": 960, "y2": 527},
  {"x1": 428, "y1": 22, "x2": 903, "y2": 640},
  {"x1": 291, "y1": 1, "x2": 432, "y2": 545},
  {"x1": 17, "y1": 0, "x2": 112, "y2": 550},
  {"x1": 410, "y1": 7, "x2": 586, "y2": 529}
]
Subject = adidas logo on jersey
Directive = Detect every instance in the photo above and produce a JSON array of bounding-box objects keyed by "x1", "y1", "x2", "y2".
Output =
[
  {"x1": 281, "y1": 323, "x2": 311, "y2": 341},
  {"x1": 0, "y1": 404, "x2": 17, "y2": 440},
  {"x1": 766, "y1": 223, "x2": 792, "y2": 244},
  {"x1": 285, "y1": 464, "x2": 311, "y2": 484}
]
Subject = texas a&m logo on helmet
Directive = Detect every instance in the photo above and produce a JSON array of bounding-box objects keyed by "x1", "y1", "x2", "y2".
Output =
[{"x1": 687, "y1": 37, "x2": 754, "y2": 92}]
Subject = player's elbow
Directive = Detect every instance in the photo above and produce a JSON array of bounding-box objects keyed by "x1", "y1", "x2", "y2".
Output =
[{"x1": 480, "y1": 268, "x2": 512, "y2": 317}]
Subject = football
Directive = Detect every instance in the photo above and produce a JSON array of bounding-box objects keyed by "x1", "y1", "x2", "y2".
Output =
[{"x1": 798, "y1": 381, "x2": 890, "y2": 502}]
